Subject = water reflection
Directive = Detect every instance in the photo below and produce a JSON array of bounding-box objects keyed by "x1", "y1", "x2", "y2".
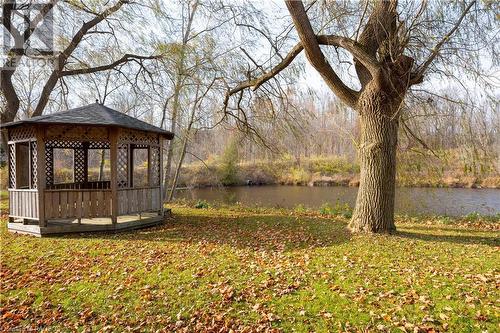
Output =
[{"x1": 175, "y1": 185, "x2": 500, "y2": 216}]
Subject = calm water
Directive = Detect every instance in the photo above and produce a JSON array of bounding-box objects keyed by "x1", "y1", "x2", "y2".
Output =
[{"x1": 175, "y1": 185, "x2": 500, "y2": 216}]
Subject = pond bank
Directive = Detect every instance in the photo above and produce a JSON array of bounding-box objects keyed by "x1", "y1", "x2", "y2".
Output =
[
  {"x1": 177, "y1": 155, "x2": 500, "y2": 189},
  {"x1": 179, "y1": 174, "x2": 500, "y2": 189}
]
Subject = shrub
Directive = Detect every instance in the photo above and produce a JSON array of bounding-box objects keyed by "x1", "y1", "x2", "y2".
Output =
[
  {"x1": 289, "y1": 167, "x2": 309, "y2": 185},
  {"x1": 464, "y1": 212, "x2": 481, "y2": 221},
  {"x1": 437, "y1": 216, "x2": 454, "y2": 225},
  {"x1": 219, "y1": 138, "x2": 240, "y2": 186},
  {"x1": 309, "y1": 156, "x2": 359, "y2": 174},
  {"x1": 194, "y1": 200, "x2": 209, "y2": 209},
  {"x1": 319, "y1": 201, "x2": 352, "y2": 218},
  {"x1": 294, "y1": 204, "x2": 308, "y2": 213}
]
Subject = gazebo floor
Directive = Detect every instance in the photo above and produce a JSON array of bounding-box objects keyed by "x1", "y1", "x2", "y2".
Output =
[{"x1": 7, "y1": 210, "x2": 171, "y2": 237}]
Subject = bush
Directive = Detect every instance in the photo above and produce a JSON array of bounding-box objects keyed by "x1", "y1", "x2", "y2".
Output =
[
  {"x1": 293, "y1": 204, "x2": 308, "y2": 213},
  {"x1": 436, "y1": 216, "x2": 454, "y2": 225},
  {"x1": 319, "y1": 201, "x2": 352, "y2": 218},
  {"x1": 288, "y1": 167, "x2": 309, "y2": 185},
  {"x1": 194, "y1": 200, "x2": 209, "y2": 209},
  {"x1": 309, "y1": 156, "x2": 359, "y2": 174},
  {"x1": 219, "y1": 138, "x2": 240, "y2": 186}
]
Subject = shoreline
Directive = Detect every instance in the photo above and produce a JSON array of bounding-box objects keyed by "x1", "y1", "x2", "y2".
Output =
[
  {"x1": 175, "y1": 180, "x2": 500, "y2": 190},
  {"x1": 177, "y1": 156, "x2": 500, "y2": 190},
  {"x1": 172, "y1": 184, "x2": 500, "y2": 218}
]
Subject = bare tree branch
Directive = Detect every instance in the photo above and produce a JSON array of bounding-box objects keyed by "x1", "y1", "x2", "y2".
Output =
[
  {"x1": 285, "y1": 0, "x2": 358, "y2": 108},
  {"x1": 61, "y1": 54, "x2": 162, "y2": 76},
  {"x1": 410, "y1": 0, "x2": 477, "y2": 85},
  {"x1": 401, "y1": 119, "x2": 439, "y2": 157},
  {"x1": 32, "y1": 0, "x2": 132, "y2": 117},
  {"x1": 224, "y1": 34, "x2": 379, "y2": 111}
]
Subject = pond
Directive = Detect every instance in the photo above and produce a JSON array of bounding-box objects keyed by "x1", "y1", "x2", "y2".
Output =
[{"x1": 175, "y1": 185, "x2": 500, "y2": 217}]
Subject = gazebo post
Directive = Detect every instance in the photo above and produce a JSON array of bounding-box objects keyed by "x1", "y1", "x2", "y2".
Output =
[
  {"x1": 147, "y1": 146, "x2": 152, "y2": 188},
  {"x1": 128, "y1": 144, "x2": 134, "y2": 188},
  {"x1": 36, "y1": 126, "x2": 47, "y2": 227},
  {"x1": 110, "y1": 128, "x2": 119, "y2": 224},
  {"x1": 7, "y1": 139, "x2": 15, "y2": 225},
  {"x1": 159, "y1": 137, "x2": 164, "y2": 216},
  {"x1": 83, "y1": 143, "x2": 89, "y2": 185}
]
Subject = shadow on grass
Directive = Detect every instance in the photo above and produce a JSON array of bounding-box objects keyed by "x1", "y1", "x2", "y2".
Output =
[
  {"x1": 60, "y1": 212, "x2": 352, "y2": 251},
  {"x1": 398, "y1": 224, "x2": 499, "y2": 235},
  {"x1": 27, "y1": 211, "x2": 499, "y2": 249},
  {"x1": 395, "y1": 230, "x2": 499, "y2": 246}
]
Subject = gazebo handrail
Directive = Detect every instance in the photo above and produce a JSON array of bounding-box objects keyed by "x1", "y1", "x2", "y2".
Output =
[
  {"x1": 46, "y1": 180, "x2": 111, "y2": 189},
  {"x1": 117, "y1": 185, "x2": 161, "y2": 190},
  {"x1": 44, "y1": 188, "x2": 112, "y2": 192},
  {"x1": 7, "y1": 188, "x2": 38, "y2": 192}
]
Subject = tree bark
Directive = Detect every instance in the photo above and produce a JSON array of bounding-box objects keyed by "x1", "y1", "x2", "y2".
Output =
[
  {"x1": 32, "y1": 71, "x2": 59, "y2": 117},
  {"x1": 0, "y1": 67, "x2": 20, "y2": 124},
  {"x1": 349, "y1": 86, "x2": 400, "y2": 233}
]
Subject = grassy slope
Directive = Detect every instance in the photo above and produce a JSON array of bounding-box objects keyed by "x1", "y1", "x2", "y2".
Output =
[{"x1": 1, "y1": 206, "x2": 499, "y2": 332}]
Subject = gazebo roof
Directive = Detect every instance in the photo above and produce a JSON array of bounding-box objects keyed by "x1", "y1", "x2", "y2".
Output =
[{"x1": 1, "y1": 103, "x2": 174, "y2": 139}]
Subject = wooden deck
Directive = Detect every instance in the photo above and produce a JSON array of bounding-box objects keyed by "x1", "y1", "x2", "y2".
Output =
[{"x1": 7, "y1": 210, "x2": 171, "y2": 237}]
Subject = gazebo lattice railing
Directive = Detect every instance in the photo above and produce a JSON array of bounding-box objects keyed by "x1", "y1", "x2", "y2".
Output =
[{"x1": 2, "y1": 103, "x2": 174, "y2": 236}]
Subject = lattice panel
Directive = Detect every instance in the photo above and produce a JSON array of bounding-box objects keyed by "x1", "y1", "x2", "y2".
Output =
[
  {"x1": 74, "y1": 149, "x2": 86, "y2": 183},
  {"x1": 46, "y1": 140, "x2": 83, "y2": 149},
  {"x1": 46, "y1": 140, "x2": 109, "y2": 149},
  {"x1": 45, "y1": 147, "x2": 54, "y2": 186},
  {"x1": 88, "y1": 141, "x2": 110, "y2": 149},
  {"x1": 46, "y1": 125, "x2": 108, "y2": 141},
  {"x1": 119, "y1": 130, "x2": 159, "y2": 146},
  {"x1": 150, "y1": 146, "x2": 160, "y2": 186},
  {"x1": 8, "y1": 144, "x2": 16, "y2": 188},
  {"x1": 30, "y1": 141, "x2": 38, "y2": 188},
  {"x1": 117, "y1": 144, "x2": 128, "y2": 188},
  {"x1": 9, "y1": 126, "x2": 35, "y2": 141}
]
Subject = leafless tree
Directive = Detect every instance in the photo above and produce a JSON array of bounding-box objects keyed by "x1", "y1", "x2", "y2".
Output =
[
  {"x1": 224, "y1": 0, "x2": 498, "y2": 233},
  {"x1": 1, "y1": 0, "x2": 161, "y2": 124}
]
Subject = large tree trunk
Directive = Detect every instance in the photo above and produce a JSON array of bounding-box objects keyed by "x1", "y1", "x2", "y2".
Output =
[
  {"x1": 349, "y1": 87, "x2": 399, "y2": 233},
  {"x1": 0, "y1": 67, "x2": 20, "y2": 155},
  {"x1": 0, "y1": 68, "x2": 20, "y2": 124},
  {"x1": 32, "y1": 72, "x2": 59, "y2": 117}
]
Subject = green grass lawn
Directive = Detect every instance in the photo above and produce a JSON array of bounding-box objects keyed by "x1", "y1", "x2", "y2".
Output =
[{"x1": 1, "y1": 205, "x2": 499, "y2": 332}]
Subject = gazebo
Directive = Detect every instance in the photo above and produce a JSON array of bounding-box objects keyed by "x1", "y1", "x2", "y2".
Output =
[{"x1": 1, "y1": 103, "x2": 174, "y2": 236}]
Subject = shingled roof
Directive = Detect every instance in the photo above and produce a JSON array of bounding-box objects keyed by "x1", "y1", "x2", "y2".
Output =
[{"x1": 1, "y1": 103, "x2": 174, "y2": 139}]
